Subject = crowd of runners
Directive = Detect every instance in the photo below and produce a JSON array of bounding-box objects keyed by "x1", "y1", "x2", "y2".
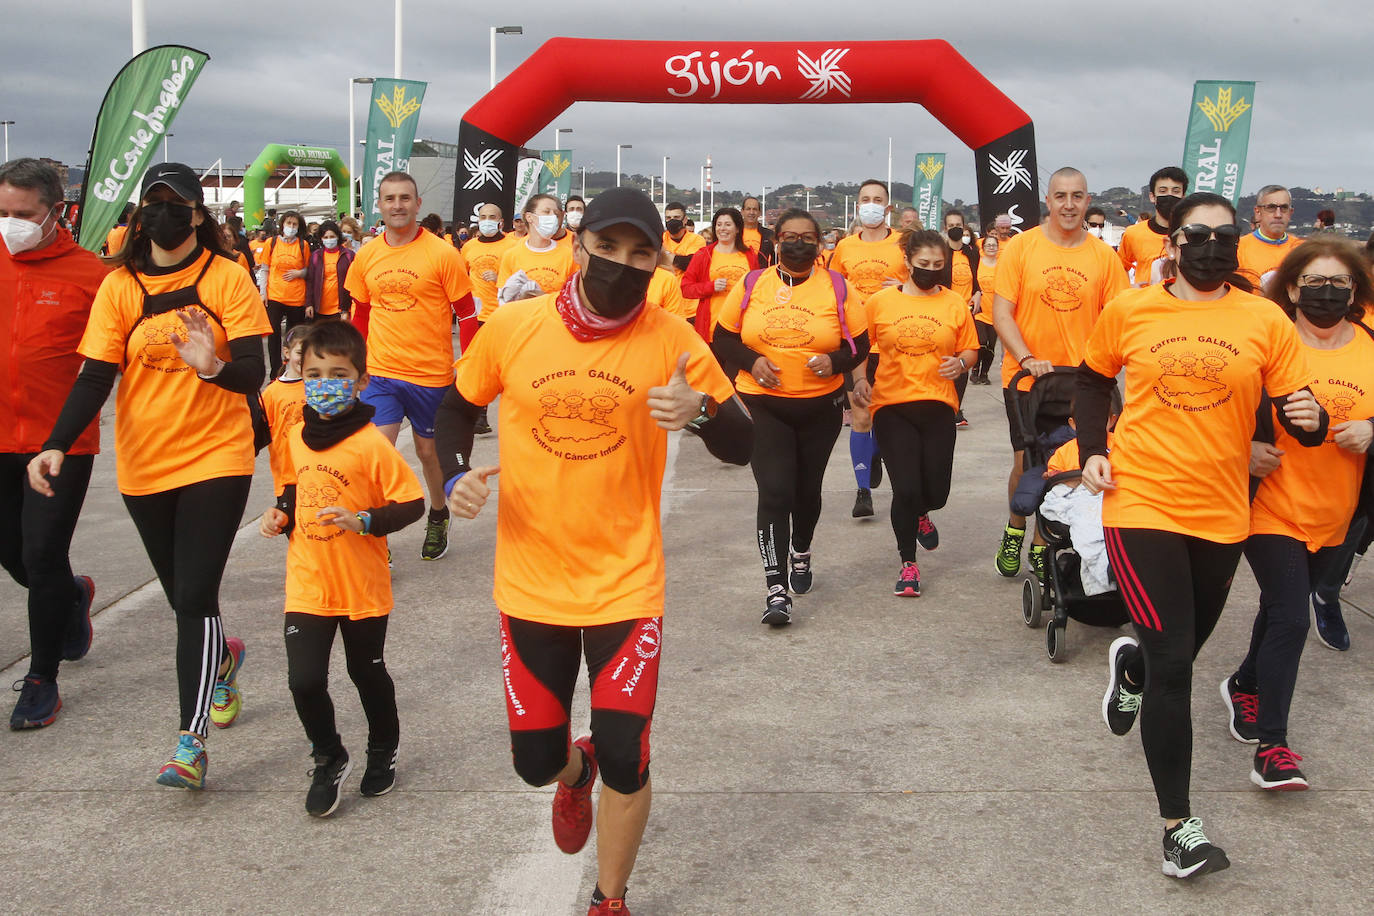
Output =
[{"x1": 2, "y1": 150, "x2": 1371, "y2": 911}]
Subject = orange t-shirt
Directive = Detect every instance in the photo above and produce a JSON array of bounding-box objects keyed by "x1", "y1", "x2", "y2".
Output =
[
  {"x1": 233, "y1": 251, "x2": 252, "y2": 274},
  {"x1": 995, "y1": 227, "x2": 1130, "y2": 389},
  {"x1": 104, "y1": 225, "x2": 128, "y2": 256},
  {"x1": 698, "y1": 248, "x2": 752, "y2": 341},
  {"x1": 1046, "y1": 431, "x2": 1115, "y2": 477},
  {"x1": 1251, "y1": 329, "x2": 1374, "y2": 550},
  {"x1": 248, "y1": 237, "x2": 270, "y2": 267},
  {"x1": 975, "y1": 259, "x2": 998, "y2": 325},
  {"x1": 948, "y1": 247, "x2": 975, "y2": 303},
  {"x1": 261, "y1": 377, "x2": 306, "y2": 496},
  {"x1": 716, "y1": 269, "x2": 867, "y2": 399},
  {"x1": 454, "y1": 294, "x2": 736, "y2": 626},
  {"x1": 497, "y1": 240, "x2": 577, "y2": 302},
  {"x1": 281, "y1": 422, "x2": 424, "y2": 618},
  {"x1": 829, "y1": 229, "x2": 909, "y2": 303},
  {"x1": 467, "y1": 232, "x2": 518, "y2": 321},
  {"x1": 344, "y1": 228, "x2": 472, "y2": 386},
  {"x1": 865, "y1": 285, "x2": 978, "y2": 412},
  {"x1": 1117, "y1": 220, "x2": 1170, "y2": 287},
  {"x1": 1237, "y1": 232, "x2": 1303, "y2": 289},
  {"x1": 318, "y1": 249, "x2": 342, "y2": 315},
  {"x1": 663, "y1": 230, "x2": 707, "y2": 318},
  {"x1": 647, "y1": 266, "x2": 689, "y2": 319},
  {"x1": 78, "y1": 250, "x2": 272, "y2": 495},
  {"x1": 1082, "y1": 282, "x2": 1313, "y2": 543},
  {"x1": 265, "y1": 236, "x2": 310, "y2": 306}
]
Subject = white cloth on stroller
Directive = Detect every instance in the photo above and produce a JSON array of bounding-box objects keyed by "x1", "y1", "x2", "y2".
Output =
[{"x1": 1039, "y1": 483, "x2": 1115, "y2": 596}]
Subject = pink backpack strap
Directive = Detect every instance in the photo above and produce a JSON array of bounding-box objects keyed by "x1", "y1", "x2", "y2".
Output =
[
  {"x1": 828, "y1": 269, "x2": 857, "y2": 355},
  {"x1": 736, "y1": 269, "x2": 767, "y2": 320}
]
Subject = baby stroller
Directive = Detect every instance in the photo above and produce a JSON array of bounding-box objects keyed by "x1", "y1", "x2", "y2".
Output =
[{"x1": 1008, "y1": 367, "x2": 1130, "y2": 662}]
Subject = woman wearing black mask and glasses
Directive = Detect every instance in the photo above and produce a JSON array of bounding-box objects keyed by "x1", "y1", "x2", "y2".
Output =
[
  {"x1": 28, "y1": 164, "x2": 271, "y2": 790},
  {"x1": 712, "y1": 208, "x2": 870, "y2": 626},
  {"x1": 1075, "y1": 191, "x2": 1326, "y2": 879},
  {"x1": 1218, "y1": 238, "x2": 1374, "y2": 794}
]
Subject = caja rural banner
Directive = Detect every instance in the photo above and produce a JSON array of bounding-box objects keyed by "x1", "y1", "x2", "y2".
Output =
[
  {"x1": 75, "y1": 45, "x2": 210, "y2": 253},
  {"x1": 913, "y1": 153, "x2": 945, "y2": 231},
  {"x1": 1182, "y1": 80, "x2": 1256, "y2": 207},
  {"x1": 540, "y1": 149, "x2": 573, "y2": 205},
  {"x1": 361, "y1": 78, "x2": 428, "y2": 224}
]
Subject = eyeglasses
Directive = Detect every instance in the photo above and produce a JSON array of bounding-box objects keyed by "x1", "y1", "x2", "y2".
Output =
[
  {"x1": 777, "y1": 233, "x2": 820, "y2": 244},
  {"x1": 1257, "y1": 203, "x2": 1293, "y2": 214},
  {"x1": 1174, "y1": 223, "x2": 1241, "y2": 247},
  {"x1": 1086, "y1": 221, "x2": 1105, "y2": 229},
  {"x1": 1297, "y1": 274, "x2": 1355, "y2": 290}
]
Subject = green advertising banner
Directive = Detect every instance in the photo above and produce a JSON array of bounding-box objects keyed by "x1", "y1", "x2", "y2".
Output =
[
  {"x1": 1182, "y1": 80, "x2": 1255, "y2": 206},
  {"x1": 513, "y1": 156, "x2": 544, "y2": 217},
  {"x1": 76, "y1": 45, "x2": 210, "y2": 252},
  {"x1": 913, "y1": 153, "x2": 946, "y2": 230},
  {"x1": 360, "y1": 78, "x2": 428, "y2": 224},
  {"x1": 539, "y1": 149, "x2": 573, "y2": 205}
]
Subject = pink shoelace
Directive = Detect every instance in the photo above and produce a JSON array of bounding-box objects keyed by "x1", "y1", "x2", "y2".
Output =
[
  {"x1": 900, "y1": 563, "x2": 920, "y2": 582},
  {"x1": 1257, "y1": 746, "x2": 1303, "y2": 771}
]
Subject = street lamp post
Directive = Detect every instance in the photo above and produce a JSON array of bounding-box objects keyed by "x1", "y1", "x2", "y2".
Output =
[
  {"x1": 1, "y1": 121, "x2": 13, "y2": 162},
  {"x1": 555, "y1": 127, "x2": 573, "y2": 151},
  {"x1": 490, "y1": 25, "x2": 523, "y2": 90},
  {"x1": 761, "y1": 185, "x2": 770, "y2": 219},
  {"x1": 616, "y1": 144, "x2": 632, "y2": 188},
  {"x1": 394, "y1": 0, "x2": 403, "y2": 78},
  {"x1": 662, "y1": 156, "x2": 669, "y2": 210},
  {"x1": 348, "y1": 77, "x2": 375, "y2": 217},
  {"x1": 163, "y1": 133, "x2": 174, "y2": 163}
]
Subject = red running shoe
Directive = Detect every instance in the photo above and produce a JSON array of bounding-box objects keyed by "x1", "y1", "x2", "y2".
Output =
[
  {"x1": 553, "y1": 735, "x2": 598, "y2": 853},
  {"x1": 894, "y1": 561, "x2": 921, "y2": 597},
  {"x1": 588, "y1": 896, "x2": 630, "y2": 915}
]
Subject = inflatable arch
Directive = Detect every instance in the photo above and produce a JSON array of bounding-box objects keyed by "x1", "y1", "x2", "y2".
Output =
[
  {"x1": 243, "y1": 144, "x2": 350, "y2": 228},
  {"x1": 455, "y1": 39, "x2": 1040, "y2": 231}
]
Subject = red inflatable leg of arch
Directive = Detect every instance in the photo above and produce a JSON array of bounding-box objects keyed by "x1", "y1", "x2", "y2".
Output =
[{"x1": 455, "y1": 39, "x2": 1039, "y2": 232}]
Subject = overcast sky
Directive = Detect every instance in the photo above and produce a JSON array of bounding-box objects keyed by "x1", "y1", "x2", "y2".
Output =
[{"x1": 3, "y1": 0, "x2": 1367, "y2": 205}]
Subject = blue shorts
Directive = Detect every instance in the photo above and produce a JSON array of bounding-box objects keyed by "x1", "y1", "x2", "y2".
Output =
[{"x1": 361, "y1": 375, "x2": 449, "y2": 438}]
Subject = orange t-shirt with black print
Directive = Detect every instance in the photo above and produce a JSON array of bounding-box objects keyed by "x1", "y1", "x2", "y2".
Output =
[
  {"x1": 699, "y1": 248, "x2": 753, "y2": 341},
  {"x1": 497, "y1": 240, "x2": 577, "y2": 302},
  {"x1": 345, "y1": 227, "x2": 472, "y2": 386},
  {"x1": 647, "y1": 266, "x2": 689, "y2": 319},
  {"x1": 995, "y1": 227, "x2": 1130, "y2": 390},
  {"x1": 1083, "y1": 282, "x2": 1313, "y2": 543},
  {"x1": 663, "y1": 230, "x2": 706, "y2": 318},
  {"x1": 281, "y1": 422, "x2": 424, "y2": 618},
  {"x1": 1117, "y1": 220, "x2": 1169, "y2": 286},
  {"x1": 865, "y1": 286, "x2": 978, "y2": 413},
  {"x1": 1251, "y1": 329, "x2": 1374, "y2": 550},
  {"x1": 467, "y1": 232, "x2": 518, "y2": 321},
  {"x1": 829, "y1": 230, "x2": 909, "y2": 303},
  {"x1": 716, "y1": 269, "x2": 866, "y2": 399},
  {"x1": 317, "y1": 249, "x2": 342, "y2": 315},
  {"x1": 1237, "y1": 232, "x2": 1303, "y2": 289},
  {"x1": 265, "y1": 236, "x2": 310, "y2": 305},
  {"x1": 975, "y1": 259, "x2": 998, "y2": 325},
  {"x1": 78, "y1": 250, "x2": 272, "y2": 496},
  {"x1": 454, "y1": 294, "x2": 736, "y2": 626},
  {"x1": 261, "y1": 377, "x2": 306, "y2": 496},
  {"x1": 948, "y1": 247, "x2": 975, "y2": 303},
  {"x1": 1047, "y1": 431, "x2": 1115, "y2": 477}
]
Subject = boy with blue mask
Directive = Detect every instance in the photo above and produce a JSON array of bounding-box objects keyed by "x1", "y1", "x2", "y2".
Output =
[{"x1": 260, "y1": 320, "x2": 425, "y2": 817}]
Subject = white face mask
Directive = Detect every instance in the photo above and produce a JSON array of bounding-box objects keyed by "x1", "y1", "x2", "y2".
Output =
[
  {"x1": 322, "y1": 237, "x2": 339, "y2": 249},
  {"x1": 342, "y1": 232, "x2": 354, "y2": 242},
  {"x1": 0, "y1": 209, "x2": 56, "y2": 255},
  {"x1": 534, "y1": 214, "x2": 560, "y2": 238},
  {"x1": 858, "y1": 202, "x2": 886, "y2": 228},
  {"x1": 478, "y1": 219, "x2": 500, "y2": 237},
  {"x1": 1086, "y1": 226, "x2": 1104, "y2": 240},
  {"x1": 565, "y1": 211, "x2": 583, "y2": 229},
  {"x1": 282, "y1": 225, "x2": 298, "y2": 239}
]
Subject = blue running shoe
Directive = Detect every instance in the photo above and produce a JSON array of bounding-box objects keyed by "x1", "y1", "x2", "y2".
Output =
[
  {"x1": 10, "y1": 676, "x2": 61, "y2": 730},
  {"x1": 156, "y1": 734, "x2": 207, "y2": 789}
]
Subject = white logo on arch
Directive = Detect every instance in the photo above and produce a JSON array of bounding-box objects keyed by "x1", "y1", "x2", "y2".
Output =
[
  {"x1": 463, "y1": 148, "x2": 504, "y2": 190},
  {"x1": 797, "y1": 48, "x2": 851, "y2": 100},
  {"x1": 989, "y1": 149, "x2": 1032, "y2": 195}
]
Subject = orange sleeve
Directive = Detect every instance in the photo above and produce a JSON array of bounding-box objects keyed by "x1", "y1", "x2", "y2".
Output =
[
  {"x1": 373, "y1": 437, "x2": 425, "y2": 506},
  {"x1": 439, "y1": 245, "x2": 473, "y2": 303},
  {"x1": 213, "y1": 262, "x2": 273, "y2": 339},
  {"x1": 1262, "y1": 311, "x2": 1316, "y2": 397},
  {"x1": 1082, "y1": 298, "x2": 1125, "y2": 378},
  {"x1": 994, "y1": 236, "x2": 1024, "y2": 304},
  {"x1": 496, "y1": 247, "x2": 517, "y2": 289},
  {"x1": 77, "y1": 274, "x2": 135, "y2": 367},
  {"x1": 714, "y1": 275, "x2": 749, "y2": 334},
  {"x1": 841, "y1": 283, "x2": 867, "y2": 339},
  {"x1": 279, "y1": 425, "x2": 302, "y2": 488},
  {"x1": 953, "y1": 306, "x2": 978, "y2": 352},
  {"x1": 1100, "y1": 248, "x2": 1131, "y2": 304},
  {"x1": 454, "y1": 304, "x2": 511, "y2": 405},
  {"x1": 343, "y1": 245, "x2": 371, "y2": 304}
]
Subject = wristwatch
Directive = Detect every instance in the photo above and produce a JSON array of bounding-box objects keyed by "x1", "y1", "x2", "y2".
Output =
[
  {"x1": 685, "y1": 392, "x2": 718, "y2": 430},
  {"x1": 355, "y1": 510, "x2": 372, "y2": 535}
]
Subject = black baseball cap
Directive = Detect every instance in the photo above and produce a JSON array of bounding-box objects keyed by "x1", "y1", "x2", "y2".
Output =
[
  {"x1": 582, "y1": 187, "x2": 664, "y2": 250},
  {"x1": 140, "y1": 162, "x2": 204, "y2": 204}
]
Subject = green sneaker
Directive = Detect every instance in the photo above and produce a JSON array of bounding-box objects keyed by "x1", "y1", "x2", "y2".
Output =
[
  {"x1": 996, "y1": 526, "x2": 1025, "y2": 577},
  {"x1": 1029, "y1": 544, "x2": 1047, "y2": 584},
  {"x1": 421, "y1": 515, "x2": 450, "y2": 561}
]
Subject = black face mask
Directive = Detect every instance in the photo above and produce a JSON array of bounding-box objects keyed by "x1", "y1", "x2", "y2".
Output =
[
  {"x1": 911, "y1": 267, "x2": 941, "y2": 290},
  {"x1": 778, "y1": 239, "x2": 818, "y2": 270},
  {"x1": 665, "y1": 218, "x2": 684, "y2": 235},
  {"x1": 581, "y1": 252, "x2": 655, "y2": 319},
  {"x1": 141, "y1": 201, "x2": 196, "y2": 250},
  {"x1": 1175, "y1": 240, "x2": 1238, "y2": 292},
  {"x1": 1154, "y1": 194, "x2": 1181, "y2": 221},
  {"x1": 947, "y1": 227, "x2": 965, "y2": 242},
  {"x1": 1296, "y1": 285, "x2": 1351, "y2": 328}
]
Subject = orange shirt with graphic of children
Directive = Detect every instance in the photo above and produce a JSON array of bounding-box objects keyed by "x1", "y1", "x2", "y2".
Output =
[
  {"x1": 828, "y1": 229, "x2": 909, "y2": 303},
  {"x1": 467, "y1": 232, "x2": 519, "y2": 321},
  {"x1": 865, "y1": 286, "x2": 977, "y2": 413},
  {"x1": 497, "y1": 240, "x2": 577, "y2": 302}
]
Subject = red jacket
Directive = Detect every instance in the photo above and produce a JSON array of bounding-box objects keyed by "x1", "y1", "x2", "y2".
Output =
[{"x1": 0, "y1": 228, "x2": 109, "y2": 454}]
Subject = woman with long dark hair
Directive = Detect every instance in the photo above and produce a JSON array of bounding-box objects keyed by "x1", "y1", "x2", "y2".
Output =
[{"x1": 682, "y1": 207, "x2": 758, "y2": 341}]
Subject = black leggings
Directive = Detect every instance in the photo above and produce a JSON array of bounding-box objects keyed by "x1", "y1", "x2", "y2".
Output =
[
  {"x1": 285, "y1": 612, "x2": 397, "y2": 758},
  {"x1": 0, "y1": 452, "x2": 94, "y2": 681},
  {"x1": 1314, "y1": 513, "x2": 1367, "y2": 604},
  {"x1": 741, "y1": 392, "x2": 843, "y2": 593},
  {"x1": 872, "y1": 402, "x2": 957, "y2": 562},
  {"x1": 266, "y1": 299, "x2": 307, "y2": 377},
  {"x1": 123, "y1": 475, "x2": 251, "y2": 735},
  {"x1": 1237, "y1": 534, "x2": 1344, "y2": 745},
  {"x1": 1104, "y1": 526, "x2": 1243, "y2": 819},
  {"x1": 974, "y1": 322, "x2": 998, "y2": 378}
]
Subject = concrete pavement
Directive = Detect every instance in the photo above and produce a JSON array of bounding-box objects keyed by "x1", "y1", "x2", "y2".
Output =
[{"x1": 2, "y1": 380, "x2": 1372, "y2": 914}]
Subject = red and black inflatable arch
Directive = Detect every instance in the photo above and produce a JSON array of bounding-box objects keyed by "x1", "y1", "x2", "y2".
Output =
[{"x1": 455, "y1": 38, "x2": 1039, "y2": 232}]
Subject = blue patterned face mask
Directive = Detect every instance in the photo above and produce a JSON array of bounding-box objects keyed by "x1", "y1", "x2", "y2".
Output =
[{"x1": 304, "y1": 377, "x2": 357, "y2": 418}]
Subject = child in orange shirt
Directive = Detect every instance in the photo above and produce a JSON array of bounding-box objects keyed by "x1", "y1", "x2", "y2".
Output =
[
  {"x1": 260, "y1": 325, "x2": 309, "y2": 500},
  {"x1": 260, "y1": 321, "x2": 425, "y2": 817}
]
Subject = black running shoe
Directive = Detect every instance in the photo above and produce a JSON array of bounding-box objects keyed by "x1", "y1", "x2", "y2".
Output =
[
  {"x1": 788, "y1": 551, "x2": 813, "y2": 595},
  {"x1": 1312, "y1": 592, "x2": 1350, "y2": 651},
  {"x1": 1251, "y1": 744, "x2": 1309, "y2": 791},
  {"x1": 62, "y1": 575, "x2": 95, "y2": 661},
  {"x1": 761, "y1": 589, "x2": 793, "y2": 627},
  {"x1": 361, "y1": 744, "x2": 397, "y2": 797},
  {"x1": 1102, "y1": 636, "x2": 1142, "y2": 736},
  {"x1": 1220, "y1": 674, "x2": 1259, "y2": 744},
  {"x1": 421, "y1": 516, "x2": 450, "y2": 561},
  {"x1": 916, "y1": 515, "x2": 940, "y2": 551},
  {"x1": 1162, "y1": 818, "x2": 1230, "y2": 879},
  {"x1": 852, "y1": 488, "x2": 874, "y2": 518},
  {"x1": 474, "y1": 407, "x2": 493, "y2": 436},
  {"x1": 10, "y1": 675, "x2": 61, "y2": 730},
  {"x1": 306, "y1": 750, "x2": 353, "y2": 817}
]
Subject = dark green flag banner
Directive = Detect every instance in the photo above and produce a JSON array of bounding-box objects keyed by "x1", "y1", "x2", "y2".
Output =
[
  {"x1": 361, "y1": 78, "x2": 428, "y2": 224},
  {"x1": 1181, "y1": 80, "x2": 1255, "y2": 206},
  {"x1": 539, "y1": 149, "x2": 573, "y2": 205},
  {"x1": 76, "y1": 45, "x2": 210, "y2": 253},
  {"x1": 913, "y1": 153, "x2": 946, "y2": 230}
]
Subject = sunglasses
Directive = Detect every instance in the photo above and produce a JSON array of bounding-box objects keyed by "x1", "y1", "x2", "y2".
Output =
[
  {"x1": 1087, "y1": 221, "x2": 1105, "y2": 229},
  {"x1": 1174, "y1": 223, "x2": 1241, "y2": 247}
]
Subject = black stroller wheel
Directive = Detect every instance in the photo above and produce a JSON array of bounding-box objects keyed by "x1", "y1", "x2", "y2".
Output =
[
  {"x1": 1022, "y1": 577, "x2": 1043, "y2": 628},
  {"x1": 1046, "y1": 619, "x2": 1068, "y2": 663}
]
